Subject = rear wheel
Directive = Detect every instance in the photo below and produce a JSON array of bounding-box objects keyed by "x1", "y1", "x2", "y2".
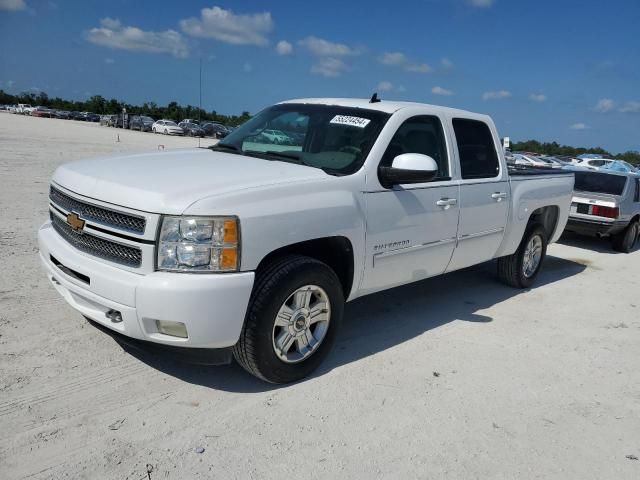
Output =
[
  {"x1": 612, "y1": 220, "x2": 639, "y2": 253},
  {"x1": 497, "y1": 225, "x2": 547, "y2": 288},
  {"x1": 233, "y1": 255, "x2": 344, "y2": 384}
]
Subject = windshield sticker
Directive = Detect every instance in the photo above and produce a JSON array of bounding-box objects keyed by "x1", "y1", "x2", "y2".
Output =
[{"x1": 330, "y1": 115, "x2": 371, "y2": 128}]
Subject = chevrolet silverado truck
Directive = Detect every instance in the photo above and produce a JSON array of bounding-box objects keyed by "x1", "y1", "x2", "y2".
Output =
[
  {"x1": 38, "y1": 98, "x2": 574, "y2": 383},
  {"x1": 565, "y1": 169, "x2": 640, "y2": 252}
]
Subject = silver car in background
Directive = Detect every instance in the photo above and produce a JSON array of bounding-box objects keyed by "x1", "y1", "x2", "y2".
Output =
[{"x1": 565, "y1": 170, "x2": 640, "y2": 252}]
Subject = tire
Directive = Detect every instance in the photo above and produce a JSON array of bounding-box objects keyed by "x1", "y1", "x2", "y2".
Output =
[
  {"x1": 164, "y1": 129, "x2": 168, "y2": 135},
  {"x1": 152, "y1": 127, "x2": 156, "y2": 134},
  {"x1": 233, "y1": 255, "x2": 344, "y2": 384},
  {"x1": 612, "y1": 220, "x2": 639, "y2": 253},
  {"x1": 497, "y1": 224, "x2": 547, "y2": 288}
]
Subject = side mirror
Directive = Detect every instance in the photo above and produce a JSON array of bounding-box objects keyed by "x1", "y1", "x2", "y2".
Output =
[{"x1": 379, "y1": 153, "x2": 439, "y2": 188}]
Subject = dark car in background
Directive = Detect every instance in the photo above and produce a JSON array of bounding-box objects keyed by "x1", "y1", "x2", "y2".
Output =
[
  {"x1": 178, "y1": 121, "x2": 205, "y2": 137},
  {"x1": 84, "y1": 112, "x2": 100, "y2": 122},
  {"x1": 69, "y1": 111, "x2": 84, "y2": 120},
  {"x1": 53, "y1": 110, "x2": 71, "y2": 119},
  {"x1": 202, "y1": 122, "x2": 230, "y2": 139},
  {"x1": 129, "y1": 115, "x2": 154, "y2": 132}
]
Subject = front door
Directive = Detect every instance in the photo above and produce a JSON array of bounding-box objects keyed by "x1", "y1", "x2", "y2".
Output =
[{"x1": 360, "y1": 115, "x2": 460, "y2": 295}]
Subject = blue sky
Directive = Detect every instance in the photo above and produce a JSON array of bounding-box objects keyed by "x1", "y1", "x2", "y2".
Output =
[{"x1": 0, "y1": 0, "x2": 639, "y2": 152}]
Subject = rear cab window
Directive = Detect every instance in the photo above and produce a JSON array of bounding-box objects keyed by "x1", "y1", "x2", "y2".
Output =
[{"x1": 452, "y1": 118, "x2": 500, "y2": 179}]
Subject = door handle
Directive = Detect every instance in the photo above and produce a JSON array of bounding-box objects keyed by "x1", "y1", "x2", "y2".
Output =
[
  {"x1": 436, "y1": 198, "x2": 458, "y2": 208},
  {"x1": 491, "y1": 192, "x2": 508, "y2": 202}
]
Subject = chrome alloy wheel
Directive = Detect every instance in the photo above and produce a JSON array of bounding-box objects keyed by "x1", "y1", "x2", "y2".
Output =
[
  {"x1": 523, "y1": 234, "x2": 543, "y2": 278},
  {"x1": 272, "y1": 285, "x2": 331, "y2": 364}
]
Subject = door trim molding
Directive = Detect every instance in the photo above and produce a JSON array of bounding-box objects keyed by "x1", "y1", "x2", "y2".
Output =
[
  {"x1": 457, "y1": 227, "x2": 504, "y2": 241},
  {"x1": 373, "y1": 237, "x2": 457, "y2": 266}
]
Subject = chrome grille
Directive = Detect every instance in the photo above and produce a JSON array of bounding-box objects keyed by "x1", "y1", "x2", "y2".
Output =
[
  {"x1": 50, "y1": 212, "x2": 142, "y2": 268},
  {"x1": 49, "y1": 186, "x2": 146, "y2": 234}
]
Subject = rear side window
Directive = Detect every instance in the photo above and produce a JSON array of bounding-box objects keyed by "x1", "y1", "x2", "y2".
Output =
[
  {"x1": 634, "y1": 178, "x2": 640, "y2": 202},
  {"x1": 380, "y1": 115, "x2": 449, "y2": 179},
  {"x1": 574, "y1": 171, "x2": 628, "y2": 195},
  {"x1": 453, "y1": 119, "x2": 499, "y2": 179}
]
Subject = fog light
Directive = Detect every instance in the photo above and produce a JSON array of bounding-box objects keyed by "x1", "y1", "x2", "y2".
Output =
[{"x1": 155, "y1": 320, "x2": 188, "y2": 338}]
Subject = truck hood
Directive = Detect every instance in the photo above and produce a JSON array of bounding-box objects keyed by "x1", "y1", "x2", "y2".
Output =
[{"x1": 52, "y1": 148, "x2": 329, "y2": 214}]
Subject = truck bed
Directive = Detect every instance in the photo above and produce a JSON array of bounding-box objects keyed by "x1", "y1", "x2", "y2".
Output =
[{"x1": 508, "y1": 166, "x2": 574, "y2": 177}]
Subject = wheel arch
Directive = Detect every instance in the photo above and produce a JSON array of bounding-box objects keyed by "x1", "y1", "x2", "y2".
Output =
[
  {"x1": 526, "y1": 205, "x2": 560, "y2": 239},
  {"x1": 254, "y1": 236, "x2": 355, "y2": 299}
]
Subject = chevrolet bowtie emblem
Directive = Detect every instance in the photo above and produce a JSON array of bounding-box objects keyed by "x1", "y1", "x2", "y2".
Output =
[{"x1": 66, "y1": 212, "x2": 86, "y2": 232}]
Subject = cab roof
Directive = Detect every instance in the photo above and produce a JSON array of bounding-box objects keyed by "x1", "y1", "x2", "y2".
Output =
[{"x1": 279, "y1": 97, "x2": 485, "y2": 119}]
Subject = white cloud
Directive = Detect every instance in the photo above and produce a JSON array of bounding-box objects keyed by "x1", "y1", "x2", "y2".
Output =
[
  {"x1": 299, "y1": 36, "x2": 360, "y2": 57},
  {"x1": 377, "y1": 81, "x2": 393, "y2": 92},
  {"x1": 619, "y1": 101, "x2": 640, "y2": 113},
  {"x1": 180, "y1": 6, "x2": 273, "y2": 46},
  {"x1": 570, "y1": 123, "x2": 590, "y2": 130},
  {"x1": 310, "y1": 57, "x2": 349, "y2": 77},
  {"x1": 396, "y1": 85, "x2": 407, "y2": 93},
  {"x1": 87, "y1": 18, "x2": 189, "y2": 58},
  {"x1": 378, "y1": 51, "x2": 431, "y2": 73},
  {"x1": 275, "y1": 40, "x2": 292, "y2": 55},
  {"x1": 104, "y1": 58, "x2": 115, "y2": 64},
  {"x1": 432, "y1": 86, "x2": 454, "y2": 96},
  {"x1": 467, "y1": 0, "x2": 495, "y2": 7},
  {"x1": 243, "y1": 63, "x2": 252, "y2": 73},
  {"x1": 0, "y1": 0, "x2": 26, "y2": 11},
  {"x1": 379, "y1": 52, "x2": 408, "y2": 66},
  {"x1": 482, "y1": 90, "x2": 511, "y2": 101},
  {"x1": 594, "y1": 98, "x2": 615, "y2": 113},
  {"x1": 440, "y1": 58, "x2": 454, "y2": 70},
  {"x1": 529, "y1": 93, "x2": 547, "y2": 102},
  {"x1": 6, "y1": 80, "x2": 14, "y2": 88}
]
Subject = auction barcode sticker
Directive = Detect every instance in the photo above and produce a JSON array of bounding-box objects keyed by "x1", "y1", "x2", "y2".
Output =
[{"x1": 330, "y1": 115, "x2": 371, "y2": 128}]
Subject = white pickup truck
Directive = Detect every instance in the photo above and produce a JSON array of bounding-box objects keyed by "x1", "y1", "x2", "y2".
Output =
[{"x1": 38, "y1": 98, "x2": 574, "y2": 383}]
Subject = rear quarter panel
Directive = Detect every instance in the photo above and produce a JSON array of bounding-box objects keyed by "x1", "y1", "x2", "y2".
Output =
[{"x1": 495, "y1": 173, "x2": 574, "y2": 257}]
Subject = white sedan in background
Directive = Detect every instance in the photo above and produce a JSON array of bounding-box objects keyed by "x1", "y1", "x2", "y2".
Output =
[
  {"x1": 512, "y1": 153, "x2": 552, "y2": 168},
  {"x1": 152, "y1": 120, "x2": 184, "y2": 135}
]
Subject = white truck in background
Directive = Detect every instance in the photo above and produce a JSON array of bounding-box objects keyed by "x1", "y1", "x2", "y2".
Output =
[{"x1": 38, "y1": 98, "x2": 574, "y2": 383}]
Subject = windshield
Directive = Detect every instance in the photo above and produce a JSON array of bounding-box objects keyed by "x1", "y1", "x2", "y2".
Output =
[
  {"x1": 216, "y1": 103, "x2": 390, "y2": 175},
  {"x1": 574, "y1": 171, "x2": 628, "y2": 195},
  {"x1": 164, "y1": 121, "x2": 177, "y2": 126},
  {"x1": 141, "y1": 116, "x2": 153, "y2": 122}
]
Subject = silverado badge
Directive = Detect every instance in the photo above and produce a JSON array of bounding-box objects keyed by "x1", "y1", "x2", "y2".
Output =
[{"x1": 66, "y1": 212, "x2": 86, "y2": 233}]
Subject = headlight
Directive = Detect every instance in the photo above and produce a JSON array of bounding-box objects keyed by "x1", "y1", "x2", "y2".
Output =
[{"x1": 157, "y1": 216, "x2": 239, "y2": 272}]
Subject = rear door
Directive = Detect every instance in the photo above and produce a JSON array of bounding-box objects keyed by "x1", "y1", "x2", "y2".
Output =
[
  {"x1": 361, "y1": 114, "x2": 460, "y2": 294},
  {"x1": 446, "y1": 118, "x2": 509, "y2": 272}
]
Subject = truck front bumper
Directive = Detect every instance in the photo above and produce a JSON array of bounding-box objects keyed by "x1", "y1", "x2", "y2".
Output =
[{"x1": 38, "y1": 222, "x2": 255, "y2": 359}]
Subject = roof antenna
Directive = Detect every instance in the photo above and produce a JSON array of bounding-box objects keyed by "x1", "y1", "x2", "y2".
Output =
[{"x1": 369, "y1": 92, "x2": 381, "y2": 103}]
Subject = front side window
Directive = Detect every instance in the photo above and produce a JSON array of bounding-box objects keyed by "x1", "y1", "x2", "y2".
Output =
[
  {"x1": 217, "y1": 104, "x2": 390, "y2": 175},
  {"x1": 379, "y1": 115, "x2": 449, "y2": 179},
  {"x1": 453, "y1": 118, "x2": 500, "y2": 179},
  {"x1": 634, "y1": 178, "x2": 640, "y2": 202}
]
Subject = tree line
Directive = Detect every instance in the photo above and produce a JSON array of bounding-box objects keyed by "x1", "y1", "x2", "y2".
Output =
[
  {"x1": 1, "y1": 89, "x2": 638, "y2": 164},
  {"x1": 0, "y1": 90, "x2": 251, "y2": 127}
]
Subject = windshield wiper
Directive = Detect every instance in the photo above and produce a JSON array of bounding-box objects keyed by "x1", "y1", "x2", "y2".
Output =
[
  {"x1": 209, "y1": 143, "x2": 240, "y2": 153},
  {"x1": 245, "y1": 150, "x2": 306, "y2": 164}
]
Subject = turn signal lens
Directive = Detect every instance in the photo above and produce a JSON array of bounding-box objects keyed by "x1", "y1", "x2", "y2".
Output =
[{"x1": 223, "y1": 219, "x2": 238, "y2": 243}]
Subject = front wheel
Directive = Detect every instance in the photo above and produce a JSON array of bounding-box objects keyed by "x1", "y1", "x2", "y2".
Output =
[
  {"x1": 497, "y1": 225, "x2": 547, "y2": 288},
  {"x1": 612, "y1": 220, "x2": 639, "y2": 253},
  {"x1": 233, "y1": 255, "x2": 344, "y2": 384}
]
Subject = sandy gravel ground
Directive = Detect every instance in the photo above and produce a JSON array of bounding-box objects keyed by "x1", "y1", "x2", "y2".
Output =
[{"x1": 0, "y1": 113, "x2": 639, "y2": 479}]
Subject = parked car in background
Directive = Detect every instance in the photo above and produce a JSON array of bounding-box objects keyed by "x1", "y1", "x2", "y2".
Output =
[
  {"x1": 537, "y1": 155, "x2": 566, "y2": 169},
  {"x1": 15, "y1": 103, "x2": 34, "y2": 114},
  {"x1": 565, "y1": 170, "x2": 640, "y2": 252},
  {"x1": 572, "y1": 158, "x2": 614, "y2": 170},
  {"x1": 84, "y1": 112, "x2": 100, "y2": 122},
  {"x1": 512, "y1": 153, "x2": 552, "y2": 168},
  {"x1": 152, "y1": 119, "x2": 184, "y2": 135},
  {"x1": 202, "y1": 122, "x2": 230, "y2": 139},
  {"x1": 180, "y1": 118, "x2": 200, "y2": 125},
  {"x1": 100, "y1": 115, "x2": 113, "y2": 126},
  {"x1": 53, "y1": 110, "x2": 71, "y2": 119},
  {"x1": 178, "y1": 121, "x2": 205, "y2": 137},
  {"x1": 600, "y1": 160, "x2": 638, "y2": 173},
  {"x1": 258, "y1": 129, "x2": 293, "y2": 145},
  {"x1": 31, "y1": 107, "x2": 52, "y2": 118},
  {"x1": 69, "y1": 111, "x2": 84, "y2": 120},
  {"x1": 129, "y1": 115, "x2": 155, "y2": 132}
]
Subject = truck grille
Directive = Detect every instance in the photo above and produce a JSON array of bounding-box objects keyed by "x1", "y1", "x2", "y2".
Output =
[
  {"x1": 50, "y1": 212, "x2": 142, "y2": 268},
  {"x1": 49, "y1": 186, "x2": 146, "y2": 234}
]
